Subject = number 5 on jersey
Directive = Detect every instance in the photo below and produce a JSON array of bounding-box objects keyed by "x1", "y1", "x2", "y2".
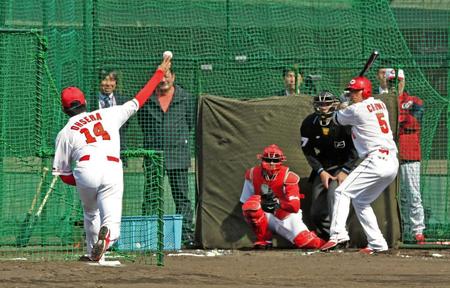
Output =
[
  {"x1": 375, "y1": 112, "x2": 389, "y2": 134},
  {"x1": 80, "y1": 122, "x2": 111, "y2": 144}
]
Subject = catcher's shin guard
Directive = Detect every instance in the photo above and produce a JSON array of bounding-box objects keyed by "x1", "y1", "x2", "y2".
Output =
[
  {"x1": 294, "y1": 230, "x2": 326, "y2": 249},
  {"x1": 242, "y1": 195, "x2": 272, "y2": 245}
]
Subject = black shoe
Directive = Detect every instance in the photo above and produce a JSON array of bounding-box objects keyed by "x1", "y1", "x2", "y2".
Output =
[
  {"x1": 78, "y1": 255, "x2": 94, "y2": 262},
  {"x1": 336, "y1": 240, "x2": 349, "y2": 249},
  {"x1": 182, "y1": 240, "x2": 199, "y2": 249}
]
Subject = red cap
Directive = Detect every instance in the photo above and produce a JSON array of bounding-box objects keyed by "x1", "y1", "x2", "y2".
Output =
[{"x1": 61, "y1": 87, "x2": 86, "y2": 109}]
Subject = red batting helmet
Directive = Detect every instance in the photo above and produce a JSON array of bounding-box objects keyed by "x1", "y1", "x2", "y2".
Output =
[
  {"x1": 347, "y1": 76, "x2": 372, "y2": 98},
  {"x1": 258, "y1": 144, "x2": 286, "y2": 178},
  {"x1": 61, "y1": 86, "x2": 86, "y2": 109}
]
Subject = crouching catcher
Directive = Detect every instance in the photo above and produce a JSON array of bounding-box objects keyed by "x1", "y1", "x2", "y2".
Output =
[{"x1": 240, "y1": 144, "x2": 325, "y2": 249}]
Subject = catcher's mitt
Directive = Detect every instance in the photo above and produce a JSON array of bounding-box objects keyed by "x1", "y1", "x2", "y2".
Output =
[{"x1": 260, "y1": 184, "x2": 280, "y2": 213}]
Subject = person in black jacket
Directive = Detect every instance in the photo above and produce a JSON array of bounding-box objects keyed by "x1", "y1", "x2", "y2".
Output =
[
  {"x1": 138, "y1": 66, "x2": 196, "y2": 248},
  {"x1": 300, "y1": 91, "x2": 358, "y2": 240}
]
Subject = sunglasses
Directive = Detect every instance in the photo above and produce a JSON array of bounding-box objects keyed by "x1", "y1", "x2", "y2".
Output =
[{"x1": 262, "y1": 157, "x2": 281, "y2": 163}]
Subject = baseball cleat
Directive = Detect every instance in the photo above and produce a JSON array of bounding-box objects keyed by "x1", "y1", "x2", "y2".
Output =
[
  {"x1": 253, "y1": 240, "x2": 273, "y2": 250},
  {"x1": 336, "y1": 240, "x2": 349, "y2": 249},
  {"x1": 320, "y1": 240, "x2": 337, "y2": 251},
  {"x1": 78, "y1": 255, "x2": 94, "y2": 262},
  {"x1": 359, "y1": 247, "x2": 388, "y2": 255},
  {"x1": 415, "y1": 233, "x2": 425, "y2": 244},
  {"x1": 91, "y1": 226, "x2": 111, "y2": 262}
]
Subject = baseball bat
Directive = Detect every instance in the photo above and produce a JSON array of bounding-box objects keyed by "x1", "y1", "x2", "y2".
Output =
[
  {"x1": 358, "y1": 50, "x2": 379, "y2": 77},
  {"x1": 35, "y1": 175, "x2": 58, "y2": 218},
  {"x1": 16, "y1": 167, "x2": 49, "y2": 247},
  {"x1": 340, "y1": 51, "x2": 380, "y2": 106},
  {"x1": 16, "y1": 175, "x2": 58, "y2": 247}
]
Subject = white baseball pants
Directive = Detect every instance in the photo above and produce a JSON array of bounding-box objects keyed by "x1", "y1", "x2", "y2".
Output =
[
  {"x1": 73, "y1": 155, "x2": 123, "y2": 257},
  {"x1": 400, "y1": 161, "x2": 425, "y2": 235},
  {"x1": 329, "y1": 149, "x2": 399, "y2": 250},
  {"x1": 266, "y1": 210, "x2": 308, "y2": 244}
]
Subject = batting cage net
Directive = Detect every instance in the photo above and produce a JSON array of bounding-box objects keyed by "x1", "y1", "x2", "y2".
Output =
[{"x1": 0, "y1": 0, "x2": 449, "y2": 262}]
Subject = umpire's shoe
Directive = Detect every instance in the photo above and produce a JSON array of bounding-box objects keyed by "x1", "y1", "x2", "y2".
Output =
[{"x1": 92, "y1": 226, "x2": 111, "y2": 262}]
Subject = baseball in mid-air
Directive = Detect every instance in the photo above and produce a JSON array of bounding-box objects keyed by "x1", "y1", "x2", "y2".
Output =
[{"x1": 163, "y1": 51, "x2": 173, "y2": 59}]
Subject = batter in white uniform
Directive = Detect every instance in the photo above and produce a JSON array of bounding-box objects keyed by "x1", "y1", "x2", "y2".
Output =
[
  {"x1": 320, "y1": 76, "x2": 399, "y2": 254},
  {"x1": 52, "y1": 57, "x2": 171, "y2": 261}
]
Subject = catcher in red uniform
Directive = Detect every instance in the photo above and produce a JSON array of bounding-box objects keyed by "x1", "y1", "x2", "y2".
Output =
[{"x1": 240, "y1": 144, "x2": 325, "y2": 249}]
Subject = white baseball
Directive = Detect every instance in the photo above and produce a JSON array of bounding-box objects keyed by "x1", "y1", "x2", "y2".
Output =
[{"x1": 163, "y1": 51, "x2": 173, "y2": 59}]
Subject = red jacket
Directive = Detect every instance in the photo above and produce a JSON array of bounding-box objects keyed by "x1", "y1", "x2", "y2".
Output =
[{"x1": 398, "y1": 92, "x2": 423, "y2": 161}]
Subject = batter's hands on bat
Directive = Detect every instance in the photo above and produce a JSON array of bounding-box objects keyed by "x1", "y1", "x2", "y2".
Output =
[
  {"x1": 158, "y1": 56, "x2": 172, "y2": 73},
  {"x1": 335, "y1": 171, "x2": 348, "y2": 185},
  {"x1": 319, "y1": 170, "x2": 337, "y2": 189}
]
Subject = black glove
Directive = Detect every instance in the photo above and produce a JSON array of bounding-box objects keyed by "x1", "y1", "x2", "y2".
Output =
[{"x1": 260, "y1": 185, "x2": 280, "y2": 213}]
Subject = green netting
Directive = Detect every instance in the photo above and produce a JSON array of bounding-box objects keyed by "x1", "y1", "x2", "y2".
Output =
[
  {"x1": 0, "y1": 146, "x2": 166, "y2": 264},
  {"x1": 1, "y1": 0, "x2": 450, "y2": 261}
]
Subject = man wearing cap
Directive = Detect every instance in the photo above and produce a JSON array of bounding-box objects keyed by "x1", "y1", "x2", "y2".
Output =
[
  {"x1": 385, "y1": 68, "x2": 426, "y2": 244},
  {"x1": 52, "y1": 57, "x2": 171, "y2": 262}
]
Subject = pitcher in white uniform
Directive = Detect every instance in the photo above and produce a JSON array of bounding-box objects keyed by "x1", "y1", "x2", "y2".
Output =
[
  {"x1": 320, "y1": 76, "x2": 399, "y2": 254},
  {"x1": 52, "y1": 57, "x2": 171, "y2": 261}
]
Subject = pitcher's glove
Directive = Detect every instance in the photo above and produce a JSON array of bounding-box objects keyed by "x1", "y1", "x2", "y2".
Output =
[{"x1": 261, "y1": 191, "x2": 280, "y2": 213}]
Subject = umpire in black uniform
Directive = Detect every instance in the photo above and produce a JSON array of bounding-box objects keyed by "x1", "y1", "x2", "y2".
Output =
[{"x1": 300, "y1": 91, "x2": 358, "y2": 240}]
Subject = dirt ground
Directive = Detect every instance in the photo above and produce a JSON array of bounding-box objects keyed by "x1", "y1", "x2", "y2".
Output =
[{"x1": 1, "y1": 248, "x2": 450, "y2": 288}]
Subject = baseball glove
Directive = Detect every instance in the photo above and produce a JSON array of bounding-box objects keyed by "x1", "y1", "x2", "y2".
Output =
[{"x1": 260, "y1": 186, "x2": 280, "y2": 213}]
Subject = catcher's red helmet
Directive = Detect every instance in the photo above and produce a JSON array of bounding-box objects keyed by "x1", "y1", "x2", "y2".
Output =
[
  {"x1": 258, "y1": 144, "x2": 286, "y2": 177},
  {"x1": 61, "y1": 86, "x2": 86, "y2": 109},
  {"x1": 347, "y1": 76, "x2": 372, "y2": 98}
]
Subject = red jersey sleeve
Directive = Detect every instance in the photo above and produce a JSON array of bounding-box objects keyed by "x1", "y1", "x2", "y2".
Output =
[
  {"x1": 134, "y1": 69, "x2": 165, "y2": 108},
  {"x1": 279, "y1": 172, "x2": 301, "y2": 213},
  {"x1": 60, "y1": 174, "x2": 76, "y2": 186}
]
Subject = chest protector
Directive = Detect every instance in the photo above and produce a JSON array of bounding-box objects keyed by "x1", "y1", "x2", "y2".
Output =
[{"x1": 246, "y1": 166, "x2": 303, "y2": 207}]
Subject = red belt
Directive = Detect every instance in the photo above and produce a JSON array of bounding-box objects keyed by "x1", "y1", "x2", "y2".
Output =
[
  {"x1": 378, "y1": 149, "x2": 389, "y2": 155},
  {"x1": 79, "y1": 155, "x2": 120, "y2": 162}
]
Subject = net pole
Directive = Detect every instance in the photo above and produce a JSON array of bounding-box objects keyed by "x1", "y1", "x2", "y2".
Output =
[
  {"x1": 0, "y1": 32, "x2": 5, "y2": 221},
  {"x1": 83, "y1": 0, "x2": 95, "y2": 110},
  {"x1": 156, "y1": 151, "x2": 165, "y2": 266},
  {"x1": 446, "y1": 20, "x2": 450, "y2": 223},
  {"x1": 226, "y1": 0, "x2": 231, "y2": 59},
  {"x1": 34, "y1": 31, "x2": 46, "y2": 156}
]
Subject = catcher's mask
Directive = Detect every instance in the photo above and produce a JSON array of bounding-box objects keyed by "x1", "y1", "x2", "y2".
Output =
[
  {"x1": 257, "y1": 144, "x2": 286, "y2": 179},
  {"x1": 313, "y1": 90, "x2": 338, "y2": 126}
]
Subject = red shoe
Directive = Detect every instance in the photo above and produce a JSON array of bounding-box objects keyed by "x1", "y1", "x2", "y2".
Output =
[
  {"x1": 254, "y1": 240, "x2": 272, "y2": 250},
  {"x1": 415, "y1": 233, "x2": 425, "y2": 244},
  {"x1": 359, "y1": 247, "x2": 388, "y2": 255},
  {"x1": 320, "y1": 240, "x2": 337, "y2": 251},
  {"x1": 91, "y1": 226, "x2": 111, "y2": 261},
  {"x1": 320, "y1": 238, "x2": 349, "y2": 251},
  {"x1": 359, "y1": 247, "x2": 375, "y2": 255}
]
